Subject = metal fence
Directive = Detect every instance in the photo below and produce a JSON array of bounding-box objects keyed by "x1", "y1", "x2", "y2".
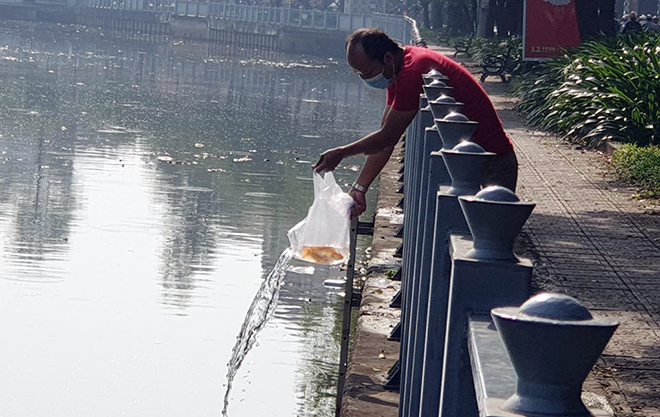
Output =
[
  {"x1": 78, "y1": 0, "x2": 414, "y2": 44},
  {"x1": 389, "y1": 74, "x2": 618, "y2": 417}
]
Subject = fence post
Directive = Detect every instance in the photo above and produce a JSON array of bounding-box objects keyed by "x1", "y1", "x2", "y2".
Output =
[
  {"x1": 439, "y1": 186, "x2": 535, "y2": 417},
  {"x1": 394, "y1": 69, "x2": 449, "y2": 399},
  {"x1": 492, "y1": 293, "x2": 618, "y2": 416},
  {"x1": 401, "y1": 94, "x2": 463, "y2": 417}
]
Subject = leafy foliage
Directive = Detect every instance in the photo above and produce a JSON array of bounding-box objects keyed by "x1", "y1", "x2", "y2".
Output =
[
  {"x1": 514, "y1": 32, "x2": 660, "y2": 149},
  {"x1": 611, "y1": 144, "x2": 660, "y2": 198}
]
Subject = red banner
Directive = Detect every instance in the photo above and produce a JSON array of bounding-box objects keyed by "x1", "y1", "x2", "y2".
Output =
[{"x1": 523, "y1": 0, "x2": 581, "y2": 60}]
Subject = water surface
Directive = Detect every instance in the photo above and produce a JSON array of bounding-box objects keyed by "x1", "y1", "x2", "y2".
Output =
[{"x1": 0, "y1": 21, "x2": 384, "y2": 417}]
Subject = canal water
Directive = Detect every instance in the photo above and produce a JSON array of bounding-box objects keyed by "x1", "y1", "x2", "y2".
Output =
[{"x1": 0, "y1": 21, "x2": 385, "y2": 416}]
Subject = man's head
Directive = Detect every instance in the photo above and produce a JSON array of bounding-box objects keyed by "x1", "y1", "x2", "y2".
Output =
[{"x1": 346, "y1": 28, "x2": 402, "y2": 84}]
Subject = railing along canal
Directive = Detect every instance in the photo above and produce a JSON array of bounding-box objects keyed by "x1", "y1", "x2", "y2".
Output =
[
  {"x1": 376, "y1": 70, "x2": 620, "y2": 417},
  {"x1": 77, "y1": 0, "x2": 413, "y2": 45}
]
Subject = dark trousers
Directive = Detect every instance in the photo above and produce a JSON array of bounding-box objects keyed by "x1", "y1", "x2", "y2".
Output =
[{"x1": 483, "y1": 150, "x2": 519, "y2": 193}]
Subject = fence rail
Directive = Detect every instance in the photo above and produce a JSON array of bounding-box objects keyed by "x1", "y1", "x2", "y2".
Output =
[{"x1": 77, "y1": 0, "x2": 413, "y2": 44}]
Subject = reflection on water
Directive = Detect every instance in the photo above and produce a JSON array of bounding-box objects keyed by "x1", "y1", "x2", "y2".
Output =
[{"x1": 0, "y1": 21, "x2": 382, "y2": 416}]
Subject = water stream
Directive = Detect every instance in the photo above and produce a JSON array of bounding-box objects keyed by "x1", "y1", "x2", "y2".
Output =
[{"x1": 223, "y1": 248, "x2": 295, "y2": 416}]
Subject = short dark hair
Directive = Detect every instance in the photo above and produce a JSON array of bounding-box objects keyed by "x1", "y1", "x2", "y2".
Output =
[{"x1": 346, "y1": 28, "x2": 401, "y2": 62}]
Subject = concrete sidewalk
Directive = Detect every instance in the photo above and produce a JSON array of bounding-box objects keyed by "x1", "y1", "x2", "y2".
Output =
[
  {"x1": 341, "y1": 44, "x2": 660, "y2": 417},
  {"x1": 490, "y1": 82, "x2": 660, "y2": 417}
]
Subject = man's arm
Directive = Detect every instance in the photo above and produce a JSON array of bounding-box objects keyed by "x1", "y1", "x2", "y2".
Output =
[
  {"x1": 313, "y1": 106, "x2": 417, "y2": 172},
  {"x1": 355, "y1": 147, "x2": 395, "y2": 189},
  {"x1": 380, "y1": 104, "x2": 392, "y2": 127},
  {"x1": 348, "y1": 145, "x2": 396, "y2": 218},
  {"x1": 346, "y1": 105, "x2": 409, "y2": 218}
]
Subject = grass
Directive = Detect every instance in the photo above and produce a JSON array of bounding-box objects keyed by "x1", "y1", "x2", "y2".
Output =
[{"x1": 611, "y1": 144, "x2": 660, "y2": 198}]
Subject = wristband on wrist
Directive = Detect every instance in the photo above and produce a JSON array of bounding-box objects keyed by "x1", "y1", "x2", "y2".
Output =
[{"x1": 352, "y1": 182, "x2": 367, "y2": 193}]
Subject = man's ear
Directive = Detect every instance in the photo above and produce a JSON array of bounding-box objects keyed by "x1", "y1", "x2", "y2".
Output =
[{"x1": 383, "y1": 51, "x2": 394, "y2": 65}]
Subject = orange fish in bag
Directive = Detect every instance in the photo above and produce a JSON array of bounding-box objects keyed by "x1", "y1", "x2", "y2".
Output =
[{"x1": 287, "y1": 172, "x2": 354, "y2": 265}]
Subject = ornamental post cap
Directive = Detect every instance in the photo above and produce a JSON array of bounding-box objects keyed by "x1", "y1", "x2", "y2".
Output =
[
  {"x1": 452, "y1": 141, "x2": 485, "y2": 153},
  {"x1": 474, "y1": 185, "x2": 520, "y2": 202},
  {"x1": 442, "y1": 111, "x2": 469, "y2": 121}
]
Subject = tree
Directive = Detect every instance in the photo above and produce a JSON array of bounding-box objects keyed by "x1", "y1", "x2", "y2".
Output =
[
  {"x1": 420, "y1": 0, "x2": 432, "y2": 27},
  {"x1": 574, "y1": 0, "x2": 616, "y2": 39}
]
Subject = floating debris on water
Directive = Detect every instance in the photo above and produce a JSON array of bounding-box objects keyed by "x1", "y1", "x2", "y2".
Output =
[
  {"x1": 244, "y1": 192, "x2": 278, "y2": 198},
  {"x1": 322, "y1": 278, "x2": 345, "y2": 288},
  {"x1": 233, "y1": 157, "x2": 252, "y2": 163},
  {"x1": 287, "y1": 265, "x2": 315, "y2": 275},
  {"x1": 96, "y1": 128, "x2": 128, "y2": 134}
]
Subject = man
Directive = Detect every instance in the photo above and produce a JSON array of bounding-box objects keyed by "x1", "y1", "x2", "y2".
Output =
[
  {"x1": 313, "y1": 28, "x2": 518, "y2": 217},
  {"x1": 622, "y1": 11, "x2": 642, "y2": 33}
]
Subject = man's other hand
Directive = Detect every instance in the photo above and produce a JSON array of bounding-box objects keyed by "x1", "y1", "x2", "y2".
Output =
[
  {"x1": 349, "y1": 188, "x2": 367, "y2": 219},
  {"x1": 313, "y1": 148, "x2": 344, "y2": 173}
]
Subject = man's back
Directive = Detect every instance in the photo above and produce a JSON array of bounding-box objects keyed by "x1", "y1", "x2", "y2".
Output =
[
  {"x1": 623, "y1": 20, "x2": 642, "y2": 32},
  {"x1": 386, "y1": 46, "x2": 514, "y2": 156}
]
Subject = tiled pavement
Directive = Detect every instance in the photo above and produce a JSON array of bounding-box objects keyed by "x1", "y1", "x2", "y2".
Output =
[{"x1": 482, "y1": 68, "x2": 660, "y2": 417}]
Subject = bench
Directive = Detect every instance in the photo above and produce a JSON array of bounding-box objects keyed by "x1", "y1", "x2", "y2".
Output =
[
  {"x1": 436, "y1": 26, "x2": 452, "y2": 44},
  {"x1": 480, "y1": 46, "x2": 515, "y2": 83},
  {"x1": 453, "y1": 32, "x2": 475, "y2": 58}
]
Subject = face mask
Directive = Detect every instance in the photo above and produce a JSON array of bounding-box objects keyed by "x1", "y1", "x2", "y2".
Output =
[{"x1": 362, "y1": 69, "x2": 395, "y2": 89}]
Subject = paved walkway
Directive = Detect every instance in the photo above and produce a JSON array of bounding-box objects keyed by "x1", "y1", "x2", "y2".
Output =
[
  {"x1": 341, "y1": 44, "x2": 660, "y2": 417},
  {"x1": 430, "y1": 44, "x2": 660, "y2": 416},
  {"x1": 493, "y1": 87, "x2": 660, "y2": 417}
]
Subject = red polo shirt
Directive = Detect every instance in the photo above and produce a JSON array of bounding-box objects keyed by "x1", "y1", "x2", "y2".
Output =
[{"x1": 387, "y1": 46, "x2": 514, "y2": 156}]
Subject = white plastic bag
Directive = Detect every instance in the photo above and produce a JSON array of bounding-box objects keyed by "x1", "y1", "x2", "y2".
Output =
[{"x1": 287, "y1": 172, "x2": 354, "y2": 264}]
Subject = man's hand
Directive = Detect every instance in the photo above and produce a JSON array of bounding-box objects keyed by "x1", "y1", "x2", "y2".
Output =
[
  {"x1": 349, "y1": 188, "x2": 367, "y2": 219},
  {"x1": 313, "y1": 147, "x2": 344, "y2": 173}
]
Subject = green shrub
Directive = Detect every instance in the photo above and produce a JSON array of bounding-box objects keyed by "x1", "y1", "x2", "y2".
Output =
[
  {"x1": 514, "y1": 32, "x2": 660, "y2": 149},
  {"x1": 611, "y1": 143, "x2": 660, "y2": 198},
  {"x1": 385, "y1": 269, "x2": 397, "y2": 278}
]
